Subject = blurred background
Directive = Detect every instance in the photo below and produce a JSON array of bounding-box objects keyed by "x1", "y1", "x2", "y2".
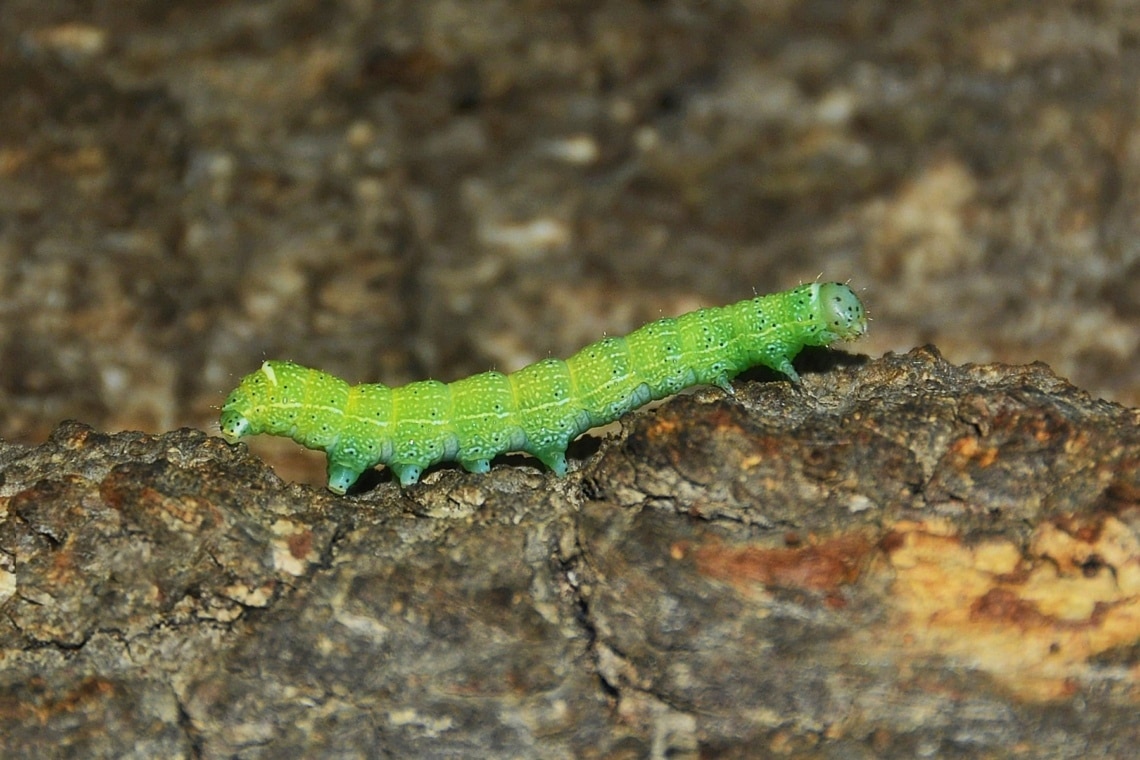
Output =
[{"x1": 1, "y1": 1, "x2": 1137, "y2": 487}]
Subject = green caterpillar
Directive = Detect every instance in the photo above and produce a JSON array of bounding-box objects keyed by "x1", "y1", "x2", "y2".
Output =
[{"x1": 220, "y1": 282, "x2": 867, "y2": 493}]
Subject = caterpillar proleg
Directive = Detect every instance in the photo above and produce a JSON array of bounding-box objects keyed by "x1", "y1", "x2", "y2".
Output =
[{"x1": 220, "y1": 282, "x2": 867, "y2": 493}]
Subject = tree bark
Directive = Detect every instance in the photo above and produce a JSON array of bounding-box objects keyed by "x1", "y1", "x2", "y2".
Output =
[{"x1": 2, "y1": 347, "x2": 1137, "y2": 758}]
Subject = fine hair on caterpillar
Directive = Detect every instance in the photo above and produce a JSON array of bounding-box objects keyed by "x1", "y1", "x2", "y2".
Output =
[{"x1": 220, "y1": 282, "x2": 868, "y2": 493}]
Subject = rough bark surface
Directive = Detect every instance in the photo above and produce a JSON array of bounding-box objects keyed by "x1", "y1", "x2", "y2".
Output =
[{"x1": 2, "y1": 347, "x2": 1138, "y2": 758}]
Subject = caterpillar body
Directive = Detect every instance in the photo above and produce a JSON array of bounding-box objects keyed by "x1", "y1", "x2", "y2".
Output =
[{"x1": 220, "y1": 282, "x2": 867, "y2": 493}]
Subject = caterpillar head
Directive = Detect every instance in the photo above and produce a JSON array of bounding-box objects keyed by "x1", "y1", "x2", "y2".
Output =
[{"x1": 816, "y1": 282, "x2": 867, "y2": 342}]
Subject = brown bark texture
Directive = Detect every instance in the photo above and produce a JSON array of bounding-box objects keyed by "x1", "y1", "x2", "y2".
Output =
[{"x1": 1, "y1": 347, "x2": 1138, "y2": 758}]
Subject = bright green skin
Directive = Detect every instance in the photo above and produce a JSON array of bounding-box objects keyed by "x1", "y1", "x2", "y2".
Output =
[{"x1": 220, "y1": 282, "x2": 867, "y2": 493}]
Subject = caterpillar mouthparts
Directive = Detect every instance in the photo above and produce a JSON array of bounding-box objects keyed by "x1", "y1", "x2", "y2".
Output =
[{"x1": 220, "y1": 282, "x2": 867, "y2": 493}]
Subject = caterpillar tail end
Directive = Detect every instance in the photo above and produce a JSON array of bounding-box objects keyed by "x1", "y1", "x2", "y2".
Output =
[{"x1": 219, "y1": 411, "x2": 251, "y2": 444}]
